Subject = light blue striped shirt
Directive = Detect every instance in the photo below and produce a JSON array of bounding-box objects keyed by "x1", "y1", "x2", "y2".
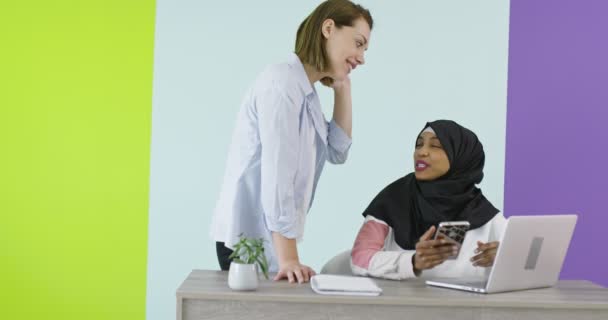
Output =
[{"x1": 210, "y1": 53, "x2": 352, "y2": 271}]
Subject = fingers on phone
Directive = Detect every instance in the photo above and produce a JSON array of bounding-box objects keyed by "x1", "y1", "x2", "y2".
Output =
[
  {"x1": 477, "y1": 241, "x2": 498, "y2": 249},
  {"x1": 421, "y1": 226, "x2": 435, "y2": 241}
]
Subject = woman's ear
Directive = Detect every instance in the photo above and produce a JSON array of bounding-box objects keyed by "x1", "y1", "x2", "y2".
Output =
[{"x1": 321, "y1": 19, "x2": 335, "y2": 39}]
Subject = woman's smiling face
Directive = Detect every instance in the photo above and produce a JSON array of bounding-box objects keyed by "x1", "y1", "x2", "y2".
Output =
[
  {"x1": 322, "y1": 17, "x2": 370, "y2": 81},
  {"x1": 413, "y1": 130, "x2": 450, "y2": 181}
]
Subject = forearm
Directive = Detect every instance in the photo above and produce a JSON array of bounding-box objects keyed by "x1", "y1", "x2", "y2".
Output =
[
  {"x1": 332, "y1": 85, "x2": 352, "y2": 138},
  {"x1": 272, "y1": 232, "x2": 300, "y2": 265},
  {"x1": 352, "y1": 250, "x2": 418, "y2": 280},
  {"x1": 350, "y1": 218, "x2": 417, "y2": 280}
]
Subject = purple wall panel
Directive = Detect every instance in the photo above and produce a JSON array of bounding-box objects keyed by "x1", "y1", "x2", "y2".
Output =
[{"x1": 505, "y1": 0, "x2": 608, "y2": 286}]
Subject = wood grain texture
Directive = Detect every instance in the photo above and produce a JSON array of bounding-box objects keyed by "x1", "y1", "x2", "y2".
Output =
[{"x1": 176, "y1": 270, "x2": 608, "y2": 320}]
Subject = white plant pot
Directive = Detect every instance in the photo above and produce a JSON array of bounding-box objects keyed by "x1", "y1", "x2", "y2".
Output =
[{"x1": 228, "y1": 262, "x2": 259, "y2": 291}]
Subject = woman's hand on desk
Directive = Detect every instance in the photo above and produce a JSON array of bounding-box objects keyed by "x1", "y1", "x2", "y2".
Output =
[
  {"x1": 413, "y1": 226, "x2": 459, "y2": 273},
  {"x1": 471, "y1": 241, "x2": 499, "y2": 267},
  {"x1": 271, "y1": 232, "x2": 316, "y2": 283},
  {"x1": 273, "y1": 260, "x2": 316, "y2": 284}
]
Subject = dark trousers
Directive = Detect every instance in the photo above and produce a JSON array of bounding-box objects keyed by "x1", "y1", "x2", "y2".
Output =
[{"x1": 216, "y1": 242, "x2": 234, "y2": 271}]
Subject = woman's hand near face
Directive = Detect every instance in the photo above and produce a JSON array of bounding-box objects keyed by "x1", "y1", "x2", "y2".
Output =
[
  {"x1": 327, "y1": 75, "x2": 351, "y2": 91},
  {"x1": 328, "y1": 75, "x2": 352, "y2": 138},
  {"x1": 471, "y1": 241, "x2": 499, "y2": 267},
  {"x1": 413, "y1": 226, "x2": 459, "y2": 274}
]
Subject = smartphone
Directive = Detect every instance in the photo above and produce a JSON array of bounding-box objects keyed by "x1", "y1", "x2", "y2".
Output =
[{"x1": 433, "y1": 221, "x2": 470, "y2": 259}]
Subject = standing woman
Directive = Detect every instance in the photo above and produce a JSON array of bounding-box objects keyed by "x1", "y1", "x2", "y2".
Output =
[{"x1": 210, "y1": 0, "x2": 373, "y2": 284}]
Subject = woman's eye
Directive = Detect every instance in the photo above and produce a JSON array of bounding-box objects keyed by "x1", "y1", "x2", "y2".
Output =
[{"x1": 356, "y1": 41, "x2": 363, "y2": 47}]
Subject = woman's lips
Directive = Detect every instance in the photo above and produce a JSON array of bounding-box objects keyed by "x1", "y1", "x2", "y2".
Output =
[
  {"x1": 415, "y1": 160, "x2": 429, "y2": 171},
  {"x1": 347, "y1": 61, "x2": 356, "y2": 73}
]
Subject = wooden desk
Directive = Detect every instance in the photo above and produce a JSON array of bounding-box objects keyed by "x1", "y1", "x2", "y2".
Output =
[{"x1": 176, "y1": 270, "x2": 608, "y2": 320}]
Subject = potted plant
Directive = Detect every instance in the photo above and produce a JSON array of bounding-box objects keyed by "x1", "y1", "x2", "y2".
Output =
[{"x1": 227, "y1": 235, "x2": 269, "y2": 291}]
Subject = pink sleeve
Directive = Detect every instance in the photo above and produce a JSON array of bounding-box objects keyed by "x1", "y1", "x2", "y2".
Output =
[{"x1": 351, "y1": 220, "x2": 389, "y2": 269}]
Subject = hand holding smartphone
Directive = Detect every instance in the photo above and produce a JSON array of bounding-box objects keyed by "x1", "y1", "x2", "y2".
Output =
[{"x1": 433, "y1": 221, "x2": 470, "y2": 259}]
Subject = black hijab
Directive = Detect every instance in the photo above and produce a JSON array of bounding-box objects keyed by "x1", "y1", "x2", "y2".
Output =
[{"x1": 362, "y1": 120, "x2": 499, "y2": 250}]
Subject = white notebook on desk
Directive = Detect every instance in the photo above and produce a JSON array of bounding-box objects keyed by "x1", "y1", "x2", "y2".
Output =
[{"x1": 310, "y1": 275, "x2": 382, "y2": 296}]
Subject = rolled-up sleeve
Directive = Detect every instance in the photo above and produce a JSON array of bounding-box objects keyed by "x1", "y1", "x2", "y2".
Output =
[
  {"x1": 257, "y1": 88, "x2": 302, "y2": 239},
  {"x1": 351, "y1": 216, "x2": 418, "y2": 280},
  {"x1": 326, "y1": 119, "x2": 352, "y2": 164}
]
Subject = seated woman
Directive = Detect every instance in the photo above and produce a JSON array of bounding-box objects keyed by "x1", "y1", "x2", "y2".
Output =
[{"x1": 351, "y1": 120, "x2": 506, "y2": 280}]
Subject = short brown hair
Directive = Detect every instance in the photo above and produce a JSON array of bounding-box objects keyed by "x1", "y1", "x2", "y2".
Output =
[{"x1": 295, "y1": 0, "x2": 373, "y2": 72}]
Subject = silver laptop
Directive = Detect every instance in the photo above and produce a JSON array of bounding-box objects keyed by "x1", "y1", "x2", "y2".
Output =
[{"x1": 426, "y1": 214, "x2": 577, "y2": 294}]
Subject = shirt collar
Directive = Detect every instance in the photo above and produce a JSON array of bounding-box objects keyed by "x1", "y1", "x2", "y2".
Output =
[{"x1": 287, "y1": 52, "x2": 314, "y2": 97}]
